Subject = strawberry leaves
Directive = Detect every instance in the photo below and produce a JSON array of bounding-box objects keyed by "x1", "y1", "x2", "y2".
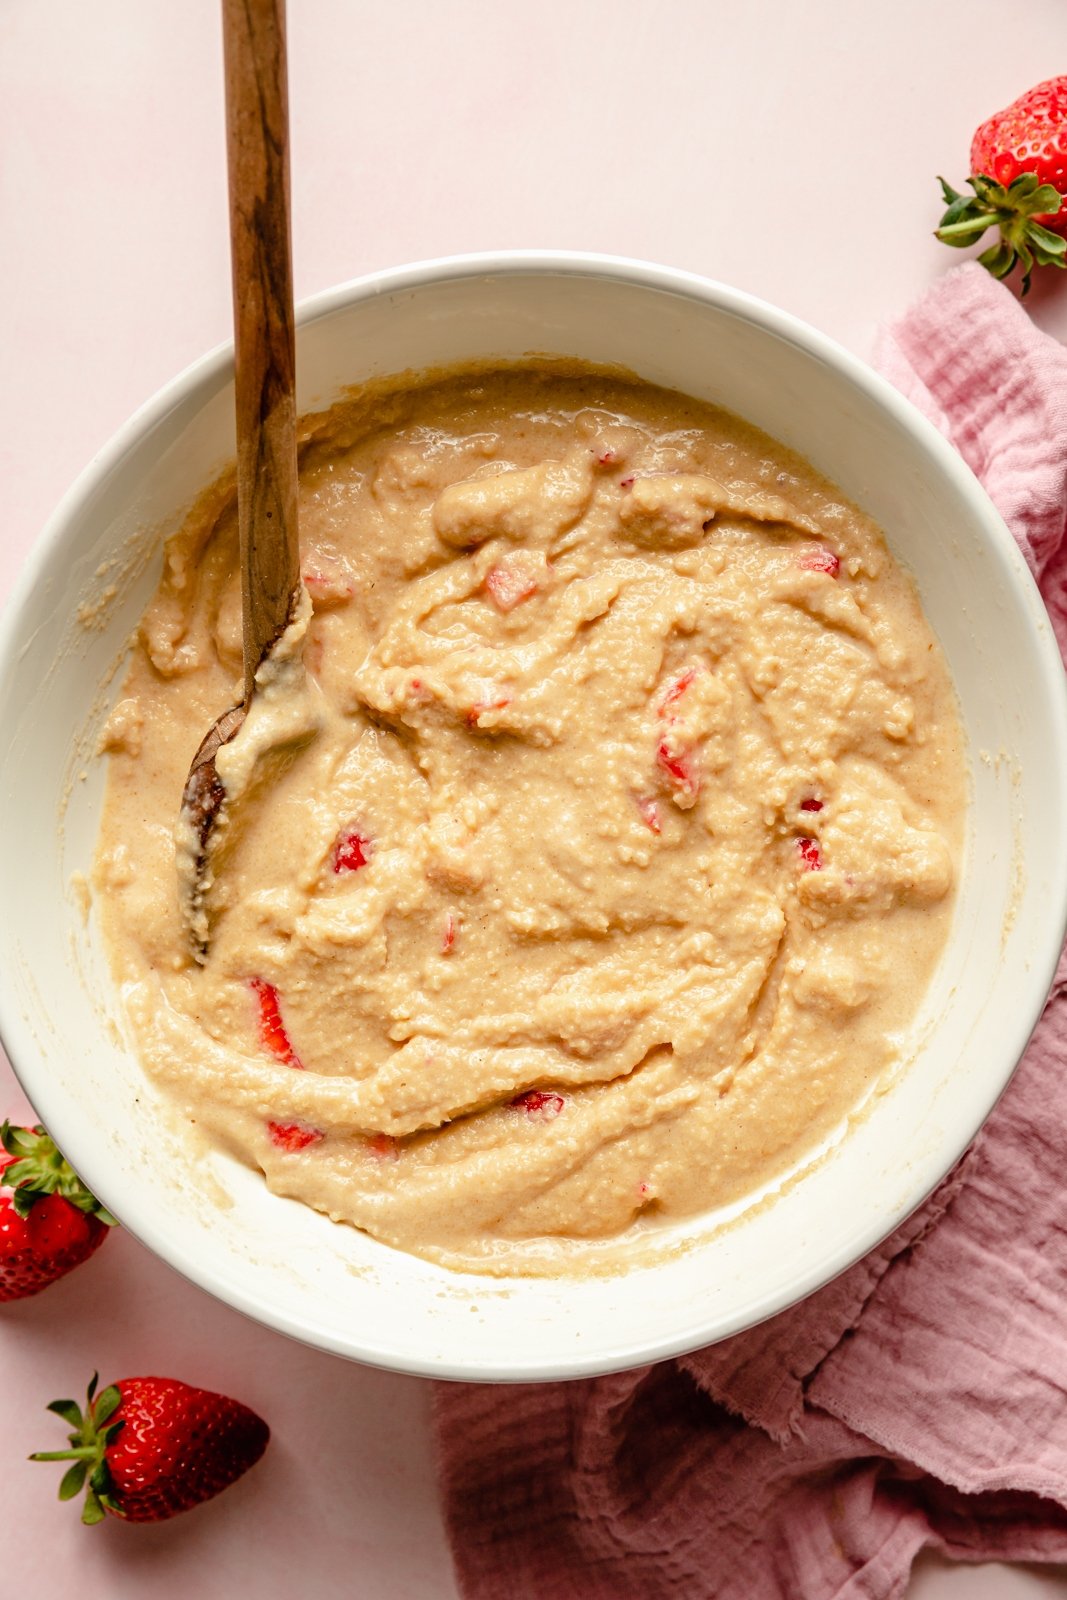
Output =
[
  {"x1": 47, "y1": 1398, "x2": 86, "y2": 1430},
  {"x1": 936, "y1": 172, "x2": 1067, "y2": 294},
  {"x1": 0, "y1": 1123, "x2": 116, "y2": 1226},
  {"x1": 31, "y1": 1372, "x2": 127, "y2": 1525}
]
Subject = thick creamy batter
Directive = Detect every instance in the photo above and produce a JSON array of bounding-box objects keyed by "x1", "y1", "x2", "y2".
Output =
[{"x1": 94, "y1": 365, "x2": 965, "y2": 1275}]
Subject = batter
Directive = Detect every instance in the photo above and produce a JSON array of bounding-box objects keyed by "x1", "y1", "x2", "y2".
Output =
[{"x1": 93, "y1": 365, "x2": 964, "y2": 1275}]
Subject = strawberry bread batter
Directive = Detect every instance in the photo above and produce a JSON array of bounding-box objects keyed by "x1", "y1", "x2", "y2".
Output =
[{"x1": 94, "y1": 365, "x2": 964, "y2": 1275}]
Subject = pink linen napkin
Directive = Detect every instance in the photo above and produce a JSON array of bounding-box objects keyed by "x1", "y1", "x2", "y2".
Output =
[{"x1": 434, "y1": 263, "x2": 1067, "y2": 1600}]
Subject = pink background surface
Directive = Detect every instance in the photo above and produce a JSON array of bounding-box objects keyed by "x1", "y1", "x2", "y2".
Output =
[{"x1": 2, "y1": 2, "x2": 1066, "y2": 1592}]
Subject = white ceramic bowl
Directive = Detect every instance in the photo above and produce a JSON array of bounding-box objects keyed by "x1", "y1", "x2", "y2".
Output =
[{"x1": 2, "y1": 253, "x2": 1066, "y2": 1380}]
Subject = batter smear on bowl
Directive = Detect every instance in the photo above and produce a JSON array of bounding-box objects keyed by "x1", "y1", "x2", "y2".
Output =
[{"x1": 93, "y1": 364, "x2": 964, "y2": 1275}]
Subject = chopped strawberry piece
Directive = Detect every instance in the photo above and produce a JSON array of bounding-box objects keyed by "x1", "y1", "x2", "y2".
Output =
[
  {"x1": 656, "y1": 739, "x2": 701, "y2": 800},
  {"x1": 248, "y1": 978, "x2": 303, "y2": 1069},
  {"x1": 442, "y1": 912, "x2": 457, "y2": 953},
  {"x1": 466, "y1": 690, "x2": 512, "y2": 727},
  {"x1": 637, "y1": 1180, "x2": 653, "y2": 1199},
  {"x1": 303, "y1": 571, "x2": 353, "y2": 599},
  {"x1": 367, "y1": 1132, "x2": 398, "y2": 1162},
  {"x1": 485, "y1": 563, "x2": 539, "y2": 613},
  {"x1": 619, "y1": 475, "x2": 635, "y2": 490},
  {"x1": 636, "y1": 795, "x2": 662, "y2": 834},
  {"x1": 511, "y1": 1089, "x2": 565, "y2": 1120},
  {"x1": 332, "y1": 828, "x2": 372, "y2": 874},
  {"x1": 658, "y1": 665, "x2": 699, "y2": 717},
  {"x1": 800, "y1": 797, "x2": 823, "y2": 813},
  {"x1": 302, "y1": 557, "x2": 354, "y2": 607},
  {"x1": 268, "y1": 1121, "x2": 323, "y2": 1152},
  {"x1": 796, "y1": 836, "x2": 822, "y2": 871},
  {"x1": 798, "y1": 548, "x2": 841, "y2": 577},
  {"x1": 653, "y1": 663, "x2": 704, "y2": 803},
  {"x1": 595, "y1": 449, "x2": 617, "y2": 466}
]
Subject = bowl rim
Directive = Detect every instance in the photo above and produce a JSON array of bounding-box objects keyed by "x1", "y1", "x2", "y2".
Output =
[{"x1": 2, "y1": 248, "x2": 1066, "y2": 1381}]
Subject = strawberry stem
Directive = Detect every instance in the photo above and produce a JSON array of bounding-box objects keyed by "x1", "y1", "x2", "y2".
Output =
[{"x1": 31, "y1": 1447, "x2": 99, "y2": 1461}]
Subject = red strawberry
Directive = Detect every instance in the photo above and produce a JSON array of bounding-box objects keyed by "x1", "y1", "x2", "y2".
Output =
[
  {"x1": 332, "y1": 826, "x2": 372, "y2": 874},
  {"x1": 249, "y1": 983, "x2": 324, "y2": 1148},
  {"x1": 31, "y1": 1371, "x2": 269, "y2": 1524},
  {"x1": 936, "y1": 76, "x2": 1067, "y2": 292},
  {"x1": 267, "y1": 1121, "x2": 322, "y2": 1152},
  {"x1": 635, "y1": 794, "x2": 662, "y2": 834},
  {"x1": 656, "y1": 738, "x2": 701, "y2": 801},
  {"x1": 798, "y1": 548, "x2": 840, "y2": 577},
  {"x1": 301, "y1": 556, "x2": 354, "y2": 608},
  {"x1": 658, "y1": 664, "x2": 699, "y2": 716},
  {"x1": 654, "y1": 665, "x2": 703, "y2": 804},
  {"x1": 484, "y1": 562, "x2": 539, "y2": 613},
  {"x1": 466, "y1": 687, "x2": 512, "y2": 727},
  {"x1": 511, "y1": 1089, "x2": 565, "y2": 1120},
  {"x1": 0, "y1": 1123, "x2": 115, "y2": 1302},
  {"x1": 796, "y1": 836, "x2": 823, "y2": 872},
  {"x1": 248, "y1": 976, "x2": 303, "y2": 1069}
]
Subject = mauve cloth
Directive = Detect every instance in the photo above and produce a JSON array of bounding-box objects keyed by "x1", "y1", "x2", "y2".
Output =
[{"x1": 433, "y1": 264, "x2": 1067, "y2": 1599}]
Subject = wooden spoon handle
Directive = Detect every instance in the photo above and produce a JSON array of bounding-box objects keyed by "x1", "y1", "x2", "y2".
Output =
[{"x1": 221, "y1": 0, "x2": 300, "y2": 702}]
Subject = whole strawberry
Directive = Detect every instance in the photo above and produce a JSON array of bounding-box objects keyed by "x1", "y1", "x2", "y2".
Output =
[
  {"x1": 936, "y1": 75, "x2": 1067, "y2": 292},
  {"x1": 31, "y1": 1371, "x2": 270, "y2": 1523},
  {"x1": 0, "y1": 1122, "x2": 115, "y2": 1301}
]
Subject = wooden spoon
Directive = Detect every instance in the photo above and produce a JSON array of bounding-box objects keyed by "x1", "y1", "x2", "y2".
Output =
[{"x1": 179, "y1": 0, "x2": 300, "y2": 958}]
